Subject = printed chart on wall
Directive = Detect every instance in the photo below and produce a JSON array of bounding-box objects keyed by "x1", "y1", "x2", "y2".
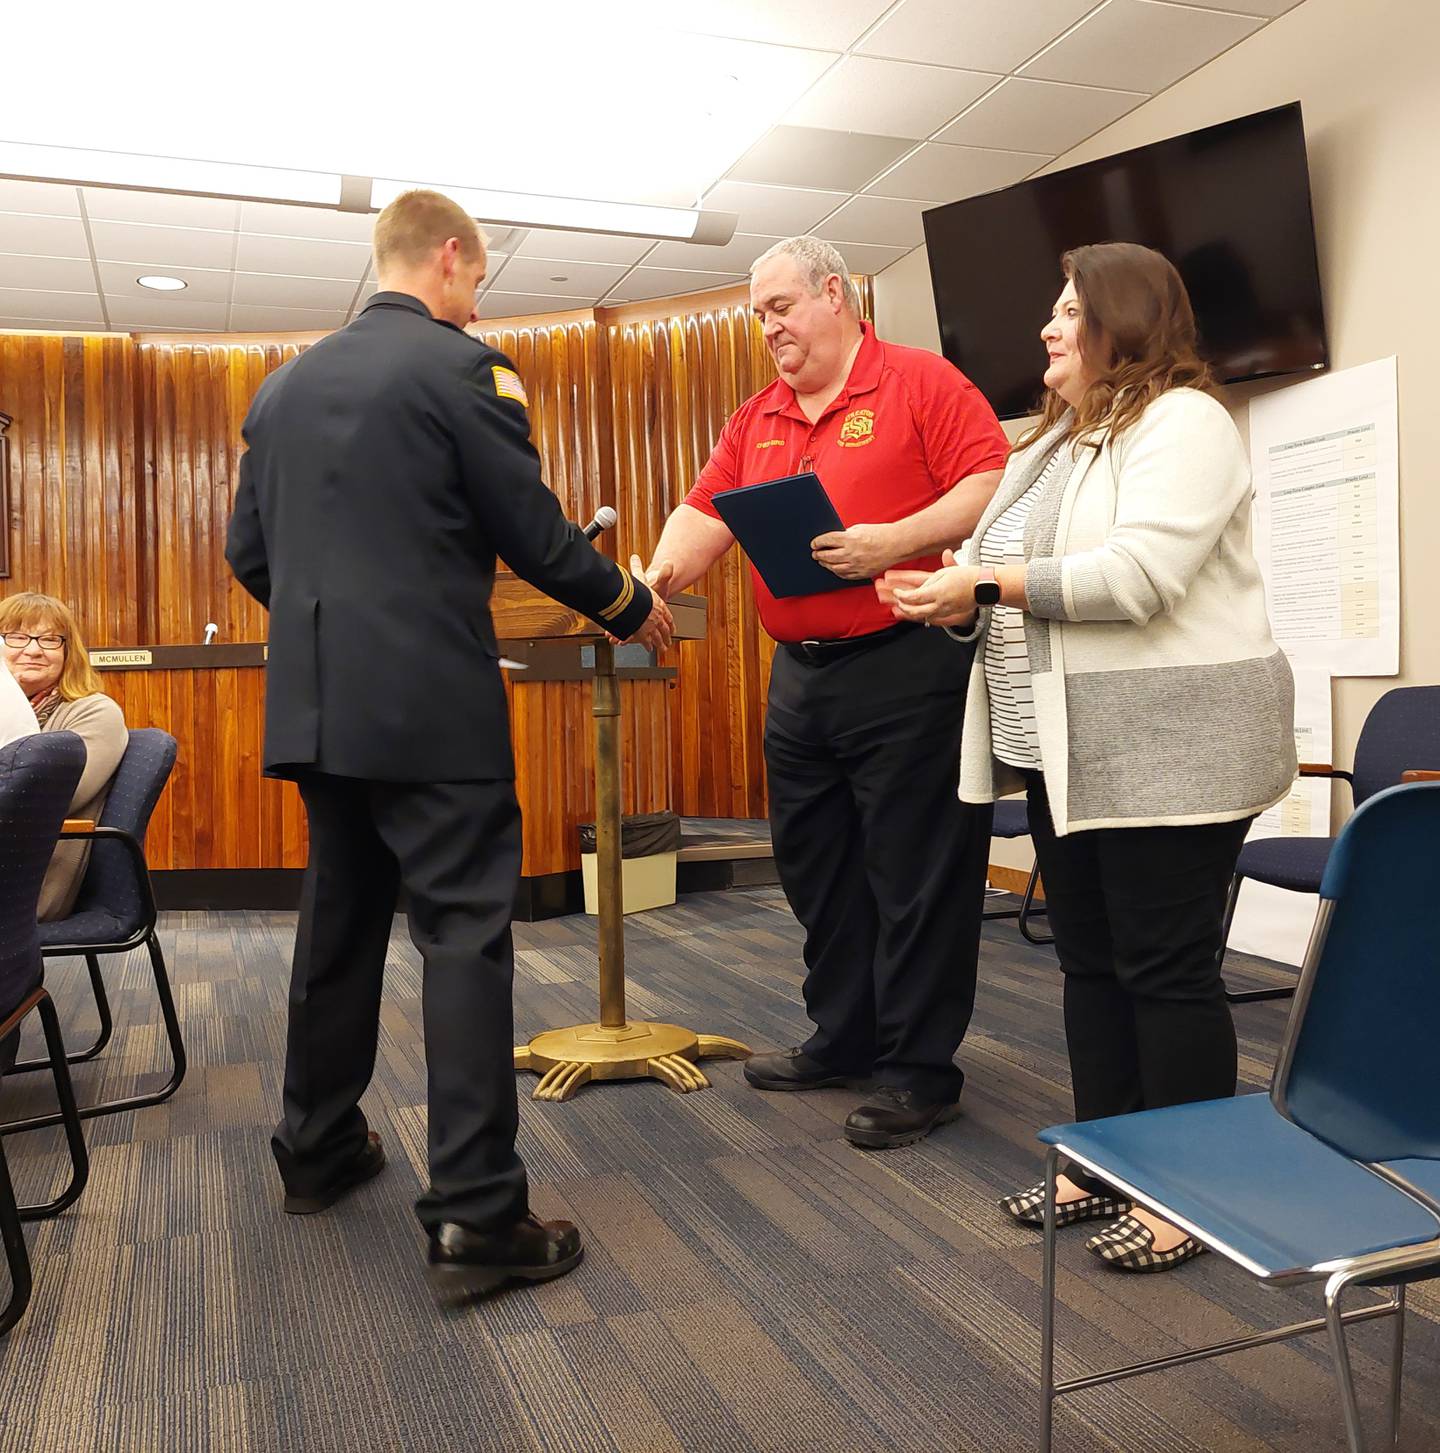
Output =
[{"x1": 1249, "y1": 357, "x2": 1400, "y2": 677}]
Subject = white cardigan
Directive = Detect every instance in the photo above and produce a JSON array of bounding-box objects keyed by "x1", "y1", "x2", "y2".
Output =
[{"x1": 954, "y1": 388, "x2": 1296, "y2": 834}]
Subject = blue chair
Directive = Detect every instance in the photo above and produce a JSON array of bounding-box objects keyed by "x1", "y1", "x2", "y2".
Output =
[
  {"x1": 1035, "y1": 780, "x2": 1440, "y2": 1453},
  {"x1": 0, "y1": 732, "x2": 91, "y2": 1336},
  {"x1": 1221, "y1": 685, "x2": 1440, "y2": 1003},
  {"x1": 986, "y1": 797, "x2": 1053, "y2": 945},
  {"x1": 5, "y1": 729, "x2": 184, "y2": 1132}
]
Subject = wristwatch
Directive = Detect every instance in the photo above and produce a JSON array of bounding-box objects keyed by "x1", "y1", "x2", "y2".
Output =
[{"x1": 974, "y1": 567, "x2": 1001, "y2": 607}]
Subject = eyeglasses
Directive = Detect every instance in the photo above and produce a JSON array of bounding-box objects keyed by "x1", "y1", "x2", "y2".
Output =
[{"x1": 2, "y1": 632, "x2": 66, "y2": 652}]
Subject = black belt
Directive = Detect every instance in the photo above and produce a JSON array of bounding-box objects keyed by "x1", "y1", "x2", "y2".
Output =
[{"x1": 781, "y1": 621, "x2": 922, "y2": 663}]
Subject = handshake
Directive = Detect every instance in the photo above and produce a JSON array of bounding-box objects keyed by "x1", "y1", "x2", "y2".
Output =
[{"x1": 618, "y1": 555, "x2": 679, "y2": 653}]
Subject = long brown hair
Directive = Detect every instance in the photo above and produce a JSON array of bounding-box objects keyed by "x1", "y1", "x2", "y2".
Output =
[
  {"x1": 1016, "y1": 242, "x2": 1214, "y2": 450},
  {"x1": 0, "y1": 592, "x2": 104, "y2": 701}
]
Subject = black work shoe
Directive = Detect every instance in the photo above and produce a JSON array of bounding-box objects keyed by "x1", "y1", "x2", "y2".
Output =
[
  {"x1": 282, "y1": 1132, "x2": 386, "y2": 1215},
  {"x1": 427, "y1": 1214, "x2": 584, "y2": 1299},
  {"x1": 743, "y1": 1047, "x2": 865, "y2": 1092},
  {"x1": 843, "y1": 1087, "x2": 961, "y2": 1149}
]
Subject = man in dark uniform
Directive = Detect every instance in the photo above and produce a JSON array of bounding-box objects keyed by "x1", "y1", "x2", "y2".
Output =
[
  {"x1": 633, "y1": 237, "x2": 1007, "y2": 1150},
  {"x1": 226, "y1": 189, "x2": 669, "y2": 1296}
]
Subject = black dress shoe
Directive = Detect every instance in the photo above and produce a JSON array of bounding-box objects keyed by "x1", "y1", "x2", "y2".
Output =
[
  {"x1": 743, "y1": 1047, "x2": 865, "y2": 1091},
  {"x1": 427, "y1": 1214, "x2": 584, "y2": 1298},
  {"x1": 844, "y1": 1087, "x2": 961, "y2": 1149},
  {"x1": 282, "y1": 1132, "x2": 386, "y2": 1215}
]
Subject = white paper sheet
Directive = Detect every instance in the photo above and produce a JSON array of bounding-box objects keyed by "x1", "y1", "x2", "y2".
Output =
[
  {"x1": 1226, "y1": 665, "x2": 1332, "y2": 967},
  {"x1": 1249, "y1": 358, "x2": 1400, "y2": 677}
]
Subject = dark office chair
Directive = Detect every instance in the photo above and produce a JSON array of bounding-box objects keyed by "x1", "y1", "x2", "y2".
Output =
[
  {"x1": 1035, "y1": 781, "x2": 1440, "y2": 1453},
  {"x1": 985, "y1": 798, "x2": 1054, "y2": 945},
  {"x1": 0, "y1": 732, "x2": 91, "y2": 1336},
  {"x1": 1221, "y1": 684, "x2": 1440, "y2": 1003},
  {"x1": 5, "y1": 728, "x2": 184, "y2": 1132}
]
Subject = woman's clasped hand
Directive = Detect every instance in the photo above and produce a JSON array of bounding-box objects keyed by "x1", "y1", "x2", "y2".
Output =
[{"x1": 878, "y1": 549, "x2": 980, "y2": 628}]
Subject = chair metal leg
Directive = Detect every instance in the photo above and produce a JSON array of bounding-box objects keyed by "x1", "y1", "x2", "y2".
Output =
[
  {"x1": 14, "y1": 995, "x2": 89, "y2": 1220},
  {"x1": 11, "y1": 954, "x2": 114, "y2": 1072},
  {"x1": 1039, "y1": 1147, "x2": 1059, "y2": 1453},
  {"x1": 1221, "y1": 874, "x2": 1299, "y2": 1004},
  {"x1": 1389, "y1": 1283, "x2": 1405, "y2": 1450},
  {"x1": 1018, "y1": 862, "x2": 1055, "y2": 946},
  {"x1": 1325, "y1": 1270, "x2": 1370, "y2": 1453},
  {"x1": 0, "y1": 1144, "x2": 33, "y2": 1337},
  {"x1": 1, "y1": 932, "x2": 186, "y2": 1134}
]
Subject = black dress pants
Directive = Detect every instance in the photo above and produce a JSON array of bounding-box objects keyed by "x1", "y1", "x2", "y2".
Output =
[
  {"x1": 272, "y1": 770, "x2": 528, "y2": 1233},
  {"x1": 1023, "y1": 773, "x2": 1251, "y2": 1193},
  {"x1": 764, "y1": 625, "x2": 992, "y2": 1103}
]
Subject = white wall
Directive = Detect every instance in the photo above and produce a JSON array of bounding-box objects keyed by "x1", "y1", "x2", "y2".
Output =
[{"x1": 874, "y1": 0, "x2": 1439, "y2": 869}]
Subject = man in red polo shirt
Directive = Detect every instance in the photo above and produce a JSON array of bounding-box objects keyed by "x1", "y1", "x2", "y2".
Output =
[{"x1": 632, "y1": 236, "x2": 1008, "y2": 1149}]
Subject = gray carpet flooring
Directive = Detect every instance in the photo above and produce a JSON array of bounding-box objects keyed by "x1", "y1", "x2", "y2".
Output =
[{"x1": 0, "y1": 889, "x2": 1436, "y2": 1453}]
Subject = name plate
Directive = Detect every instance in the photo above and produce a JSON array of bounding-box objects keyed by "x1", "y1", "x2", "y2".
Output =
[{"x1": 92, "y1": 648, "x2": 153, "y2": 667}]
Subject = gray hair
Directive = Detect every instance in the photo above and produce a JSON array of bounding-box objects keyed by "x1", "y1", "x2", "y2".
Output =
[{"x1": 749, "y1": 236, "x2": 860, "y2": 314}]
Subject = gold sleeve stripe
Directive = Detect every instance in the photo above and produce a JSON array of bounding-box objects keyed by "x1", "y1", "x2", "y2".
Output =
[{"x1": 598, "y1": 570, "x2": 635, "y2": 622}]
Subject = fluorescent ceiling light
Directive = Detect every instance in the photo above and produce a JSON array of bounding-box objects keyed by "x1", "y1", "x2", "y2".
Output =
[
  {"x1": 371, "y1": 178, "x2": 737, "y2": 244},
  {"x1": 137, "y1": 275, "x2": 187, "y2": 291},
  {"x1": 0, "y1": 141, "x2": 340, "y2": 206}
]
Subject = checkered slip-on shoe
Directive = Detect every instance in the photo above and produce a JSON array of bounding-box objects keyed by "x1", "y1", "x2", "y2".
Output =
[
  {"x1": 1084, "y1": 1214, "x2": 1207, "y2": 1272},
  {"x1": 1000, "y1": 1182, "x2": 1134, "y2": 1228}
]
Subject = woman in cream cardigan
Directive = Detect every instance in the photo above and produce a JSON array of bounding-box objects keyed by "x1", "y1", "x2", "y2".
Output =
[
  {"x1": 880, "y1": 243, "x2": 1295, "y2": 1273},
  {"x1": 0, "y1": 592, "x2": 128, "y2": 921}
]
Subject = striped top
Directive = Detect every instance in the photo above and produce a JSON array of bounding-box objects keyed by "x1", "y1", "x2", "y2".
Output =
[{"x1": 979, "y1": 449, "x2": 1064, "y2": 770}]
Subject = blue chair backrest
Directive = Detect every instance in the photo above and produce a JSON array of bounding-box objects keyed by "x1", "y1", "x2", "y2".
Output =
[
  {"x1": 68, "y1": 729, "x2": 177, "y2": 933},
  {"x1": 0, "y1": 732, "x2": 86, "y2": 1020},
  {"x1": 1274, "y1": 781, "x2": 1440, "y2": 1166},
  {"x1": 1351, "y1": 685, "x2": 1440, "y2": 805}
]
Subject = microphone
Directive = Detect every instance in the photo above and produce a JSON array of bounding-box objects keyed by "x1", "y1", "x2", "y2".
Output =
[
  {"x1": 203, "y1": 622, "x2": 218, "y2": 646},
  {"x1": 583, "y1": 506, "x2": 617, "y2": 541}
]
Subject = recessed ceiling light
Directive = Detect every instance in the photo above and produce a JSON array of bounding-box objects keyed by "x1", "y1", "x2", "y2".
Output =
[{"x1": 137, "y1": 275, "x2": 187, "y2": 291}]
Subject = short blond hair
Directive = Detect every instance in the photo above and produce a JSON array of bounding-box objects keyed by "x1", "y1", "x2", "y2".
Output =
[
  {"x1": 0, "y1": 592, "x2": 103, "y2": 701},
  {"x1": 750, "y1": 236, "x2": 860, "y2": 315},
  {"x1": 373, "y1": 189, "x2": 485, "y2": 271}
]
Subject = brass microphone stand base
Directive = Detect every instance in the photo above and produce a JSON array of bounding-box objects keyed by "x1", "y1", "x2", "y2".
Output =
[{"x1": 514, "y1": 1022, "x2": 751, "y2": 1103}]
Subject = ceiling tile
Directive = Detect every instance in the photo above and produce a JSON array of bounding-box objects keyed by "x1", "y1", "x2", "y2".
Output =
[
  {"x1": 475, "y1": 290, "x2": 595, "y2": 320},
  {"x1": 602, "y1": 268, "x2": 747, "y2": 304},
  {"x1": 0, "y1": 287, "x2": 102, "y2": 323},
  {"x1": 700, "y1": 181, "x2": 848, "y2": 238},
  {"x1": 0, "y1": 253, "x2": 97, "y2": 292},
  {"x1": 669, "y1": 0, "x2": 894, "y2": 50},
  {"x1": 727, "y1": 126, "x2": 914, "y2": 192},
  {"x1": 97, "y1": 261, "x2": 232, "y2": 303},
  {"x1": 868, "y1": 142, "x2": 1047, "y2": 203},
  {"x1": 0, "y1": 213, "x2": 90, "y2": 260},
  {"x1": 490, "y1": 256, "x2": 629, "y2": 297},
  {"x1": 859, "y1": 0, "x2": 1100, "y2": 71},
  {"x1": 106, "y1": 296, "x2": 230, "y2": 330},
  {"x1": 784, "y1": 57, "x2": 999, "y2": 140},
  {"x1": 513, "y1": 230, "x2": 653, "y2": 266},
  {"x1": 1162, "y1": 0, "x2": 1300, "y2": 12},
  {"x1": 229, "y1": 303, "x2": 348, "y2": 332},
  {"x1": 1020, "y1": 0, "x2": 1264, "y2": 93},
  {"x1": 232, "y1": 272, "x2": 361, "y2": 309},
  {"x1": 90, "y1": 220, "x2": 234, "y2": 269},
  {"x1": 235, "y1": 234, "x2": 370, "y2": 280},
  {"x1": 240, "y1": 201, "x2": 376, "y2": 244},
  {"x1": 816, "y1": 195, "x2": 931, "y2": 248},
  {"x1": 644, "y1": 232, "x2": 782, "y2": 274},
  {"x1": 0, "y1": 180, "x2": 79, "y2": 217},
  {"x1": 82, "y1": 188, "x2": 240, "y2": 230},
  {"x1": 0, "y1": 316, "x2": 105, "y2": 332},
  {"x1": 937, "y1": 76, "x2": 1146, "y2": 155},
  {"x1": 826, "y1": 240, "x2": 911, "y2": 274}
]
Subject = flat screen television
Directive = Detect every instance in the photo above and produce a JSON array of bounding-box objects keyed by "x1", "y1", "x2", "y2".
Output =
[{"x1": 922, "y1": 102, "x2": 1327, "y2": 419}]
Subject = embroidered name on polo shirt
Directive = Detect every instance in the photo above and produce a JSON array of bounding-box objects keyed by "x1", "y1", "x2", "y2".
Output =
[
  {"x1": 754, "y1": 437, "x2": 786, "y2": 449},
  {"x1": 838, "y1": 408, "x2": 875, "y2": 447},
  {"x1": 492, "y1": 366, "x2": 529, "y2": 407}
]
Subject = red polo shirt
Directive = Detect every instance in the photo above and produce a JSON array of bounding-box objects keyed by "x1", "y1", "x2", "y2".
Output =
[{"x1": 685, "y1": 323, "x2": 1008, "y2": 642}]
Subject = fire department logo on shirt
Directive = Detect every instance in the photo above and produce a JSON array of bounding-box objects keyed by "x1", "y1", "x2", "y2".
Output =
[{"x1": 838, "y1": 408, "x2": 875, "y2": 447}]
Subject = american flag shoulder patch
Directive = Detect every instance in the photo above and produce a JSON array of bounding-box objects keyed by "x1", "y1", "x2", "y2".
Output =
[{"x1": 492, "y1": 366, "x2": 529, "y2": 407}]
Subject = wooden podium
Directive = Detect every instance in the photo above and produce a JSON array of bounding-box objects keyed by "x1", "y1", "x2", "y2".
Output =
[{"x1": 493, "y1": 573, "x2": 751, "y2": 1101}]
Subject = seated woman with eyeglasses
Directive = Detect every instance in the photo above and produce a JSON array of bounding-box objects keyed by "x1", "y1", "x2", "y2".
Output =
[{"x1": 0, "y1": 593, "x2": 128, "y2": 921}]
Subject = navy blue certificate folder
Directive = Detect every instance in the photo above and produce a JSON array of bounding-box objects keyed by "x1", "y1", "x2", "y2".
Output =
[{"x1": 710, "y1": 471, "x2": 864, "y2": 599}]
